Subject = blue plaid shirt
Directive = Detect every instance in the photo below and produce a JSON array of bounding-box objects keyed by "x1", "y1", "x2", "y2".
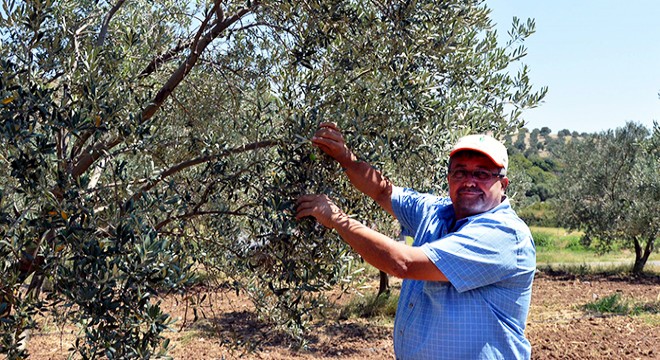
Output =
[{"x1": 391, "y1": 187, "x2": 536, "y2": 360}]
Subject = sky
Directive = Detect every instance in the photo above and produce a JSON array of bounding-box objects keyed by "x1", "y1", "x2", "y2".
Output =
[{"x1": 487, "y1": 0, "x2": 660, "y2": 134}]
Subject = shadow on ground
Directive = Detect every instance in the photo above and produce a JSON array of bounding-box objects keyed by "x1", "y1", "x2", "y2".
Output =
[
  {"x1": 181, "y1": 306, "x2": 390, "y2": 357},
  {"x1": 537, "y1": 266, "x2": 660, "y2": 285}
]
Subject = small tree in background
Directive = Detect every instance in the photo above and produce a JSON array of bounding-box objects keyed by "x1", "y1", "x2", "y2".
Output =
[
  {"x1": 539, "y1": 126, "x2": 552, "y2": 136},
  {"x1": 0, "y1": 0, "x2": 546, "y2": 357},
  {"x1": 555, "y1": 122, "x2": 659, "y2": 275}
]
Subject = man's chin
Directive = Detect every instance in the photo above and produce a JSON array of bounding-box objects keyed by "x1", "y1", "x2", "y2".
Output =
[
  {"x1": 457, "y1": 193, "x2": 483, "y2": 204},
  {"x1": 456, "y1": 201, "x2": 487, "y2": 217},
  {"x1": 459, "y1": 192, "x2": 482, "y2": 199}
]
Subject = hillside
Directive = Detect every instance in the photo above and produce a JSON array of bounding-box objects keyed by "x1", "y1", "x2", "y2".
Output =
[
  {"x1": 504, "y1": 127, "x2": 589, "y2": 158},
  {"x1": 501, "y1": 127, "x2": 590, "y2": 226}
]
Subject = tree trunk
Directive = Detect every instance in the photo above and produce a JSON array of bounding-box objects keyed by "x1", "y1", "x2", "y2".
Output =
[
  {"x1": 378, "y1": 270, "x2": 389, "y2": 295},
  {"x1": 632, "y1": 235, "x2": 655, "y2": 275},
  {"x1": 632, "y1": 257, "x2": 647, "y2": 275}
]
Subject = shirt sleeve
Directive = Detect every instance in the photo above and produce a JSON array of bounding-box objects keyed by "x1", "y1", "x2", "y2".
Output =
[
  {"x1": 421, "y1": 215, "x2": 524, "y2": 293},
  {"x1": 391, "y1": 186, "x2": 437, "y2": 238}
]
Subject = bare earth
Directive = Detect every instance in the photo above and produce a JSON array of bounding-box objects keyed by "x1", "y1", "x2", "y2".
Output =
[{"x1": 26, "y1": 270, "x2": 660, "y2": 359}]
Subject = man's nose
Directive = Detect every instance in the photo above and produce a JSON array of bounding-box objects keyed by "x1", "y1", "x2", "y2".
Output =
[
  {"x1": 462, "y1": 172, "x2": 480, "y2": 183},
  {"x1": 460, "y1": 178, "x2": 478, "y2": 187}
]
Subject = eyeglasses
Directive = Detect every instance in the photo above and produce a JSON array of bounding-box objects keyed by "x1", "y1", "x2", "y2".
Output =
[{"x1": 449, "y1": 169, "x2": 505, "y2": 182}]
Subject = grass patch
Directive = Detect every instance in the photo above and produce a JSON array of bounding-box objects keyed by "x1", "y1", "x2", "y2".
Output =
[
  {"x1": 639, "y1": 314, "x2": 660, "y2": 326},
  {"x1": 584, "y1": 294, "x2": 629, "y2": 314},
  {"x1": 583, "y1": 293, "x2": 660, "y2": 317},
  {"x1": 530, "y1": 226, "x2": 583, "y2": 237},
  {"x1": 531, "y1": 226, "x2": 660, "y2": 267},
  {"x1": 531, "y1": 226, "x2": 585, "y2": 251},
  {"x1": 176, "y1": 330, "x2": 207, "y2": 347},
  {"x1": 630, "y1": 302, "x2": 660, "y2": 316},
  {"x1": 537, "y1": 263, "x2": 638, "y2": 276},
  {"x1": 536, "y1": 251, "x2": 628, "y2": 265},
  {"x1": 339, "y1": 291, "x2": 398, "y2": 322}
]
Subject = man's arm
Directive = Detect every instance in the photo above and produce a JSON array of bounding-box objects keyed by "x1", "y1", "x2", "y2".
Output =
[
  {"x1": 295, "y1": 194, "x2": 448, "y2": 282},
  {"x1": 312, "y1": 123, "x2": 394, "y2": 217}
]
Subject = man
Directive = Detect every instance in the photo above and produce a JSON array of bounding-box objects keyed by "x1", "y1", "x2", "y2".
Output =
[{"x1": 296, "y1": 122, "x2": 536, "y2": 359}]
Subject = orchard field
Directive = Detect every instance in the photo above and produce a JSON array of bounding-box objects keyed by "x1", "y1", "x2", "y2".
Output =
[
  {"x1": 22, "y1": 228, "x2": 660, "y2": 359},
  {"x1": 26, "y1": 266, "x2": 660, "y2": 360}
]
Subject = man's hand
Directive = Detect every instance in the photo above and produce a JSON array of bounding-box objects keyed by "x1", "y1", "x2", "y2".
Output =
[
  {"x1": 296, "y1": 195, "x2": 447, "y2": 282},
  {"x1": 295, "y1": 194, "x2": 347, "y2": 229},
  {"x1": 311, "y1": 122, "x2": 356, "y2": 165}
]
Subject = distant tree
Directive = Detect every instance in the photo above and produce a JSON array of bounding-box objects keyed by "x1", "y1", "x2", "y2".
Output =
[
  {"x1": 555, "y1": 122, "x2": 659, "y2": 274},
  {"x1": 651, "y1": 121, "x2": 660, "y2": 155},
  {"x1": 545, "y1": 135, "x2": 565, "y2": 156},
  {"x1": 517, "y1": 156, "x2": 557, "y2": 201},
  {"x1": 540, "y1": 126, "x2": 552, "y2": 136},
  {"x1": 527, "y1": 129, "x2": 539, "y2": 153},
  {"x1": 504, "y1": 133, "x2": 516, "y2": 153},
  {"x1": 529, "y1": 155, "x2": 558, "y2": 173},
  {"x1": 507, "y1": 153, "x2": 533, "y2": 209},
  {"x1": 516, "y1": 201, "x2": 557, "y2": 227},
  {"x1": 514, "y1": 130, "x2": 527, "y2": 152},
  {"x1": 557, "y1": 129, "x2": 571, "y2": 137}
]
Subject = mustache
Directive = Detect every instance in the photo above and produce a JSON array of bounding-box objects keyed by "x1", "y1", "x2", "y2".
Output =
[{"x1": 458, "y1": 187, "x2": 483, "y2": 194}]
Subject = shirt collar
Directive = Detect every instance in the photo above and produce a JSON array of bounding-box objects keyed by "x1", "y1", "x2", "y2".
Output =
[{"x1": 451, "y1": 197, "x2": 511, "y2": 231}]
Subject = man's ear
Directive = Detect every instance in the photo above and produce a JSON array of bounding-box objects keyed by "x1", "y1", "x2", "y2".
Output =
[{"x1": 501, "y1": 177, "x2": 510, "y2": 193}]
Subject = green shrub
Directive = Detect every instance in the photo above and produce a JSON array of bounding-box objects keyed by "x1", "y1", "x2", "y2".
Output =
[
  {"x1": 585, "y1": 293, "x2": 628, "y2": 314},
  {"x1": 518, "y1": 202, "x2": 558, "y2": 227},
  {"x1": 584, "y1": 293, "x2": 660, "y2": 316},
  {"x1": 631, "y1": 302, "x2": 660, "y2": 316},
  {"x1": 565, "y1": 235, "x2": 587, "y2": 251},
  {"x1": 340, "y1": 292, "x2": 398, "y2": 320},
  {"x1": 531, "y1": 231, "x2": 552, "y2": 248}
]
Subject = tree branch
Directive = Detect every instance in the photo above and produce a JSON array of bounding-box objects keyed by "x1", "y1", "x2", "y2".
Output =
[
  {"x1": 97, "y1": 0, "x2": 127, "y2": 47},
  {"x1": 141, "y1": 6, "x2": 254, "y2": 122},
  {"x1": 190, "y1": 1, "x2": 219, "y2": 55},
  {"x1": 191, "y1": 180, "x2": 218, "y2": 214},
  {"x1": 124, "y1": 139, "x2": 278, "y2": 210},
  {"x1": 138, "y1": 40, "x2": 190, "y2": 79},
  {"x1": 70, "y1": 5, "x2": 256, "y2": 180},
  {"x1": 231, "y1": 21, "x2": 293, "y2": 35},
  {"x1": 70, "y1": 137, "x2": 123, "y2": 178},
  {"x1": 155, "y1": 206, "x2": 255, "y2": 231},
  {"x1": 644, "y1": 233, "x2": 656, "y2": 257}
]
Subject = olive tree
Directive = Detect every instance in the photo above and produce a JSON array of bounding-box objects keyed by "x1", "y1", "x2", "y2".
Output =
[
  {"x1": 555, "y1": 122, "x2": 659, "y2": 275},
  {"x1": 0, "y1": 0, "x2": 545, "y2": 357}
]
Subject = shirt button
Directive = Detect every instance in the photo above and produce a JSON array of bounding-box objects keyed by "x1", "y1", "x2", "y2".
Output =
[{"x1": 408, "y1": 302, "x2": 414, "y2": 309}]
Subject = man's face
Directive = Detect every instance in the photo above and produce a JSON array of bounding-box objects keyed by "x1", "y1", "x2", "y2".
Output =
[{"x1": 448, "y1": 151, "x2": 509, "y2": 220}]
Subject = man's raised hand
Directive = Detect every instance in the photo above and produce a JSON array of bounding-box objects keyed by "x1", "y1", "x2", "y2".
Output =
[
  {"x1": 311, "y1": 122, "x2": 355, "y2": 165},
  {"x1": 295, "y1": 194, "x2": 347, "y2": 229}
]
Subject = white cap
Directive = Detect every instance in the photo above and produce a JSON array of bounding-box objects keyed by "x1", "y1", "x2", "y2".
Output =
[{"x1": 450, "y1": 134, "x2": 508, "y2": 171}]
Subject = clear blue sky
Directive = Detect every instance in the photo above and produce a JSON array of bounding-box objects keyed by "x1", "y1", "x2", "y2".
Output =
[{"x1": 487, "y1": 1, "x2": 660, "y2": 134}]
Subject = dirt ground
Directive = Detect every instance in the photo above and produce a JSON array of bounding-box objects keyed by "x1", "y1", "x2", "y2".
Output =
[{"x1": 25, "y1": 270, "x2": 660, "y2": 359}]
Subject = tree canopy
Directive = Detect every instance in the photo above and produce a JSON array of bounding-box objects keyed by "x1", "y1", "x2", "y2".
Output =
[
  {"x1": 555, "y1": 122, "x2": 659, "y2": 275},
  {"x1": 0, "y1": 0, "x2": 546, "y2": 357}
]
